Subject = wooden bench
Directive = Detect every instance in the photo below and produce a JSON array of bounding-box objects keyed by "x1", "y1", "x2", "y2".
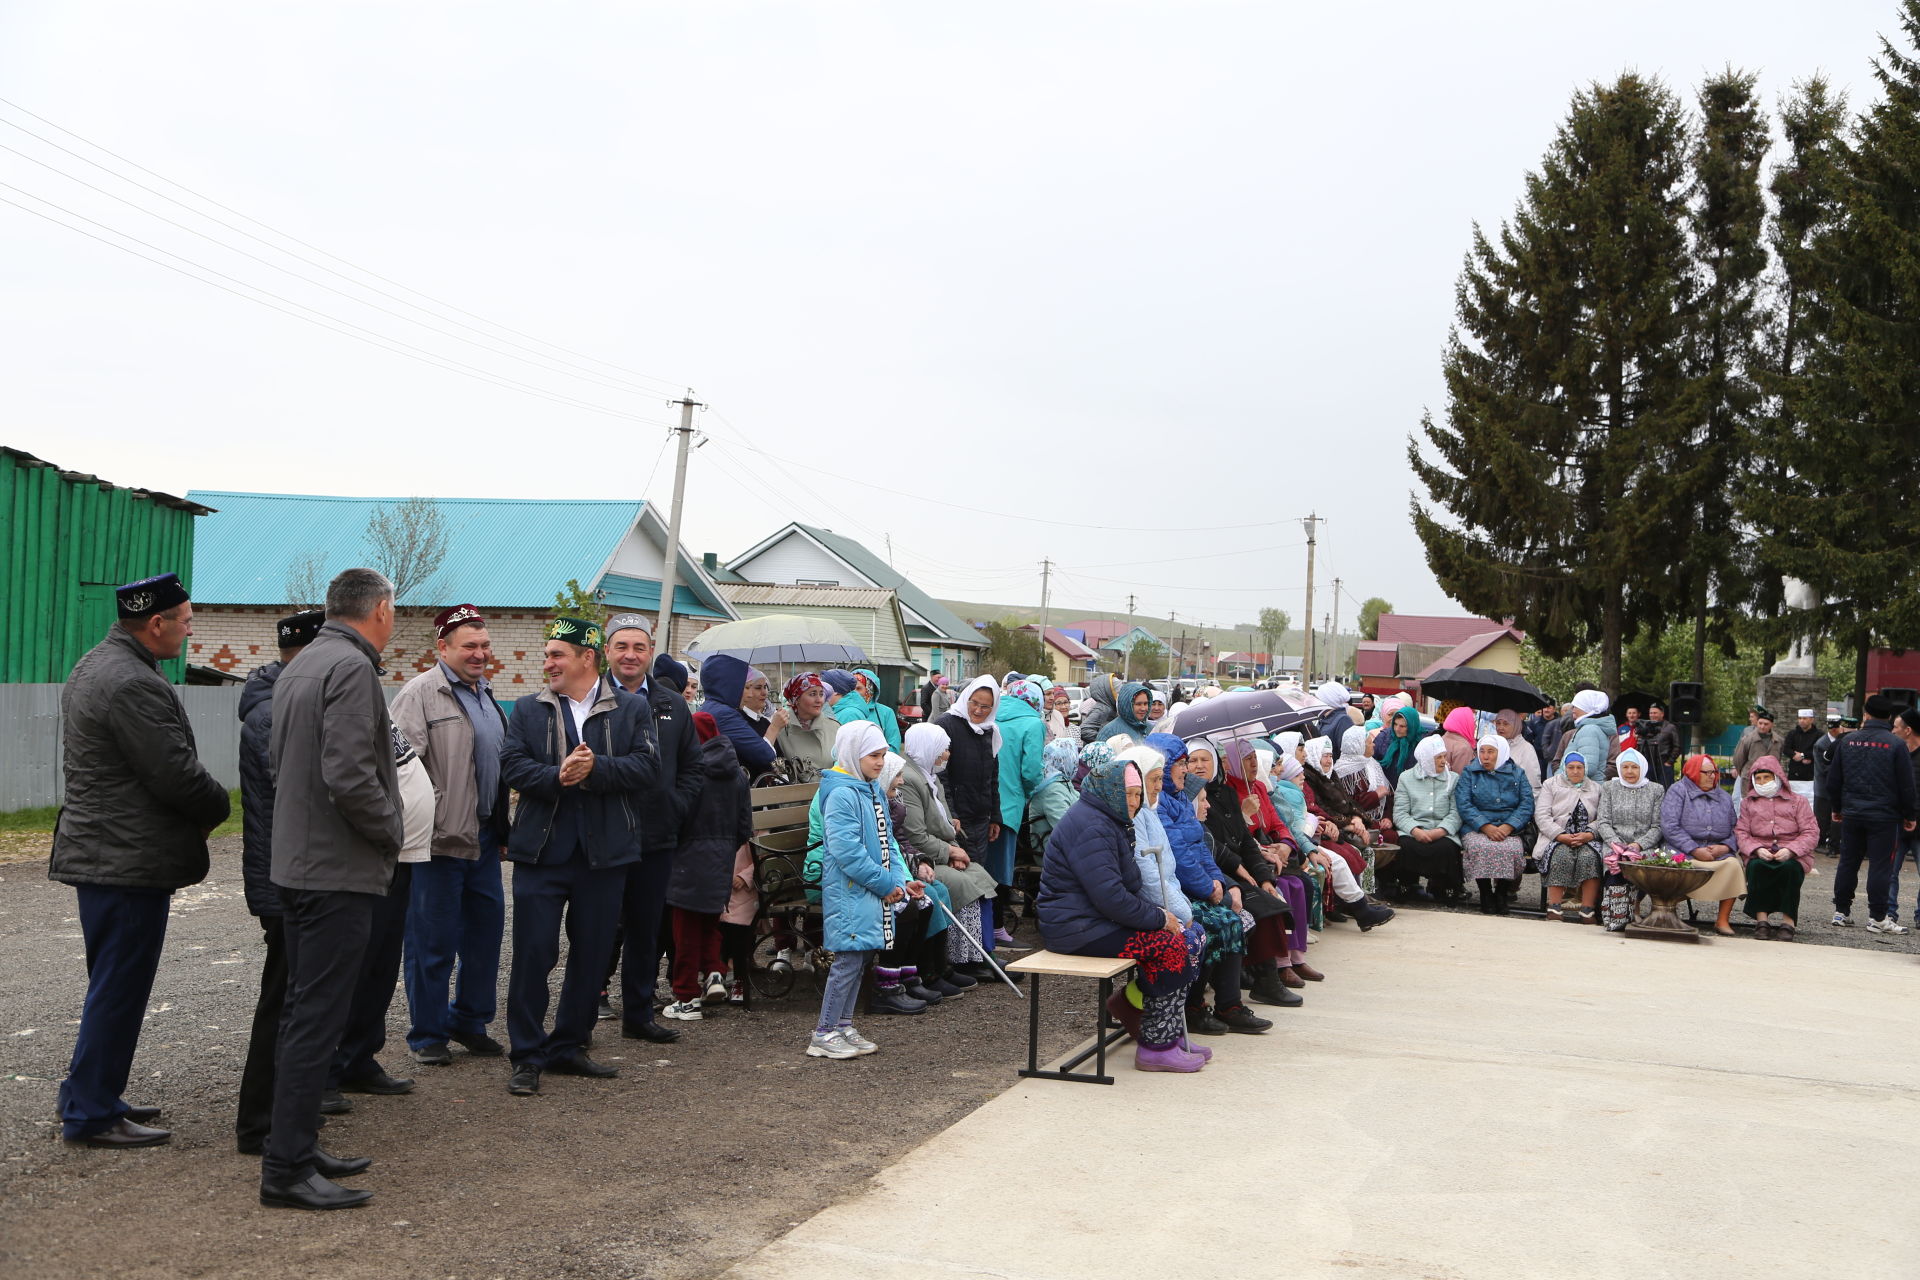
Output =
[
  {"x1": 743, "y1": 783, "x2": 819, "y2": 1001},
  {"x1": 1004, "y1": 951, "x2": 1137, "y2": 1085}
]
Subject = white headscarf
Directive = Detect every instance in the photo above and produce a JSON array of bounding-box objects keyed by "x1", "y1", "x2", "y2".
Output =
[
  {"x1": 1275, "y1": 730, "x2": 1303, "y2": 759},
  {"x1": 903, "y1": 723, "x2": 954, "y2": 825},
  {"x1": 1572, "y1": 689, "x2": 1611, "y2": 718},
  {"x1": 1613, "y1": 746, "x2": 1651, "y2": 789},
  {"x1": 1334, "y1": 725, "x2": 1388, "y2": 789},
  {"x1": 833, "y1": 719, "x2": 889, "y2": 777},
  {"x1": 1413, "y1": 734, "x2": 1449, "y2": 779},
  {"x1": 1474, "y1": 732, "x2": 1511, "y2": 770},
  {"x1": 948, "y1": 674, "x2": 1003, "y2": 755},
  {"x1": 879, "y1": 751, "x2": 906, "y2": 793},
  {"x1": 1116, "y1": 743, "x2": 1167, "y2": 807},
  {"x1": 1302, "y1": 736, "x2": 1335, "y2": 774},
  {"x1": 1316, "y1": 680, "x2": 1352, "y2": 711}
]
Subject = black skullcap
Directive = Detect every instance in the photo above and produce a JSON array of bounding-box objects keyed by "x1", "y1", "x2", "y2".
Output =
[
  {"x1": 277, "y1": 609, "x2": 325, "y2": 649},
  {"x1": 1865, "y1": 694, "x2": 1898, "y2": 720},
  {"x1": 116, "y1": 572, "x2": 189, "y2": 619}
]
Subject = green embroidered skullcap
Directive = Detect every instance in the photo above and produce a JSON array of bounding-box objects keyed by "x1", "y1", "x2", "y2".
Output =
[{"x1": 545, "y1": 616, "x2": 604, "y2": 651}]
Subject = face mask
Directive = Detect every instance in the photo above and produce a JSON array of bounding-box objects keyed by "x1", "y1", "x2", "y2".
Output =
[{"x1": 1753, "y1": 779, "x2": 1781, "y2": 798}]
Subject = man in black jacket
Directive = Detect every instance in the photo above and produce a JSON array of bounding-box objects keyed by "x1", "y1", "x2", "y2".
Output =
[
  {"x1": 601, "y1": 615, "x2": 702, "y2": 1043},
  {"x1": 500, "y1": 617, "x2": 658, "y2": 1095},
  {"x1": 1812, "y1": 712, "x2": 1846, "y2": 850},
  {"x1": 1827, "y1": 693, "x2": 1920, "y2": 934},
  {"x1": 1781, "y1": 710, "x2": 1824, "y2": 790},
  {"x1": 50, "y1": 573, "x2": 231, "y2": 1149},
  {"x1": 234, "y1": 609, "x2": 323, "y2": 1154}
]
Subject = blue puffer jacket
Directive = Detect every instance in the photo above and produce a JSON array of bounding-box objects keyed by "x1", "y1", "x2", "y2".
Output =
[
  {"x1": 698, "y1": 653, "x2": 776, "y2": 773},
  {"x1": 831, "y1": 668, "x2": 904, "y2": 752},
  {"x1": 1147, "y1": 733, "x2": 1221, "y2": 899},
  {"x1": 995, "y1": 694, "x2": 1046, "y2": 828},
  {"x1": 1566, "y1": 713, "x2": 1617, "y2": 781},
  {"x1": 819, "y1": 767, "x2": 908, "y2": 952},
  {"x1": 1456, "y1": 759, "x2": 1535, "y2": 831},
  {"x1": 1036, "y1": 763, "x2": 1165, "y2": 954}
]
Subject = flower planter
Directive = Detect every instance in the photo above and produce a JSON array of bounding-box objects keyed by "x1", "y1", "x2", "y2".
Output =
[{"x1": 1617, "y1": 862, "x2": 1713, "y2": 942}]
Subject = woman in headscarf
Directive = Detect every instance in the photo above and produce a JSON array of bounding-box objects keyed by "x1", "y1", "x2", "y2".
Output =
[
  {"x1": 697, "y1": 654, "x2": 780, "y2": 776},
  {"x1": 1441, "y1": 706, "x2": 1480, "y2": 775},
  {"x1": 1734, "y1": 754, "x2": 1817, "y2": 941},
  {"x1": 1146, "y1": 734, "x2": 1269, "y2": 1036},
  {"x1": 1094, "y1": 681, "x2": 1154, "y2": 745},
  {"x1": 1594, "y1": 747, "x2": 1665, "y2": 930},
  {"x1": 1027, "y1": 737, "x2": 1082, "y2": 853},
  {"x1": 1455, "y1": 732, "x2": 1535, "y2": 914},
  {"x1": 1044, "y1": 685, "x2": 1073, "y2": 741},
  {"x1": 776, "y1": 672, "x2": 839, "y2": 782},
  {"x1": 1373, "y1": 704, "x2": 1425, "y2": 787},
  {"x1": 1035, "y1": 756, "x2": 1208, "y2": 1073},
  {"x1": 1077, "y1": 673, "x2": 1122, "y2": 743},
  {"x1": 1533, "y1": 750, "x2": 1605, "y2": 923},
  {"x1": 1494, "y1": 708, "x2": 1543, "y2": 791},
  {"x1": 990, "y1": 676, "x2": 1048, "y2": 944},
  {"x1": 738, "y1": 666, "x2": 790, "y2": 747},
  {"x1": 831, "y1": 668, "x2": 903, "y2": 752},
  {"x1": 1389, "y1": 735, "x2": 1464, "y2": 902},
  {"x1": 1290, "y1": 738, "x2": 1395, "y2": 930},
  {"x1": 897, "y1": 723, "x2": 994, "y2": 992},
  {"x1": 1146, "y1": 691, "x2": 1169, "y2": 727},
  {"x1": 1559, "y1": 689, "x2": 1617, "y2": 779},
  {"x1": 1660, "y1": 752, "x2": 1746, "y2": 937},
  {"x1": 1193, "y1": 739, "x2": 1319, "y2": 996},
  {"x1": 1333, "y1": 725, "x2": 1395, "y2": 833},
  {"x1": 935, "y1": 675, "x2": 1003, "y2": 963}
]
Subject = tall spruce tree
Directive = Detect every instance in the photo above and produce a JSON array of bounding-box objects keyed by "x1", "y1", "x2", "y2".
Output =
[
  {"x1": 1674, "y1": 70, "x2": 1769, "y2": 682},
  {"x1": 1410, "y1": 74, "x2": 1701, "y2": 692},
  {"x1": 1753, "y1": 8, "x2": 1920, "y2": 702}
]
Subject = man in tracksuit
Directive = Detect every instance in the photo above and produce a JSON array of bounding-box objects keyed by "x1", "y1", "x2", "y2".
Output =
[{"x1": 1827, "y1": 693, "x2": 1919, "y2": 935}]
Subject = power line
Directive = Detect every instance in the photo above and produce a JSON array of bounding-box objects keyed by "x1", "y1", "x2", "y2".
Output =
[
  {"x1": 0, "y1": 184, "x2": 673, "y2": 425},
  {"x1": 0, "y1": 98, "x2": 688, "y2": 396}
]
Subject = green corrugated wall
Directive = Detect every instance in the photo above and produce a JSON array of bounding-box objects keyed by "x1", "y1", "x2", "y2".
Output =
[{"x1": 1, "y1": 452, "x2": 201, "y2": 683}]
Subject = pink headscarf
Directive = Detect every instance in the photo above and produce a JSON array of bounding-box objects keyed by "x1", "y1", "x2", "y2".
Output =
[{"x1": 1443, "y1": 707, "x2": 1478, "y2": 739}]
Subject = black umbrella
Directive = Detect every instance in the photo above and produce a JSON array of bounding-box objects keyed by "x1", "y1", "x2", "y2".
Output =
[
  {"x1": 1420, "y1": 667, "x2": 1551, "y2": 713},
  {"x1": 1614, "y1": 689, "x2": 1661, "y2": 716},
  {"x1": 1171, "y1": 689, "x2": 1329, "y2": 742}
]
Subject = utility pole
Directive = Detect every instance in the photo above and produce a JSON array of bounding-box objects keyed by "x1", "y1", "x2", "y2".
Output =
[
  {"x1": 1301, "y1": 513, "x2": 1324, "y2": 681},
  {"x1": 1322, "y1": 612, "x2": 1333, "y2": 680},
  {"x1": 1036, "y1": 558, "x2": 1054, "y2": 680},
  {"x1": 655, "y1": 392, "x2": 703, "y2": 643},
  {"x1": 1166, "y1": 609, "x2": 1177, "y2": 689},
  {"x1": 1124, "y1": 593, "x2": 1136, "y2": 680},
  {"x1": 1329, "y1": 577, "x2": 1343, "y2": 680}
]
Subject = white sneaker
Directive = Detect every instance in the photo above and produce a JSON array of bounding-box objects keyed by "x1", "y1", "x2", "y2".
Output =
[
  {"x1": 838, "y1": 1025, "x2": 878, "y2": 1055},
  {"x1": 661, "y1": 999, "x2": 704, "y2": 1020},
  {"x1": 1832, "y1": 912, "x2": 1854, "y2": 928},
  {"x1": 771, "y1": 948, "x2": 795, "y2": 972},
  {"x1": 1867, "y1": 917, "x2": 1910, "y2": 939},
  {"x1": 704, "y1": 971, "x2": 728, "y2": 1002},
  {"x1": 805, "y1": 1029, "x2": 859, "y2": 1059}
]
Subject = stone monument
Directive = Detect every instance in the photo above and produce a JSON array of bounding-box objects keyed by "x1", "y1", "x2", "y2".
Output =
[{"x1": 1758, "y1": 577, "x2": 1829, "y2": 717}]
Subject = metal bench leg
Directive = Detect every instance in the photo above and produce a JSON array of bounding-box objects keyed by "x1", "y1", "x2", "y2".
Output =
[
  {"x1": 1094, "y1": 975, "x2": 1110, "y2": 1080},
  {"x1": 1026, "y1": 973, "x2": 1042, "y2": 1076}
]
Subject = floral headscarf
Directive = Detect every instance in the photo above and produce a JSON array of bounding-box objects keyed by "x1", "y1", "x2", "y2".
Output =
[
  {"x1": 1040, "y1": 736, "x2": 1080, "y2": 790},
  {"x1": 1081, "y1": 755, "x2": 1136, "y2": 821},
  {"x1": 1004, "y1": 676, "x2": 1044, "y2": 711},
  {"x1": 783, "y1": 672, "x2": 826, "y2": 704}
]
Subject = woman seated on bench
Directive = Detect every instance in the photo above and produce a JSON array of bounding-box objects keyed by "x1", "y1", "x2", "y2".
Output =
[{"x1": 1036, "y1": 756, "x2": 1208, "y2": 1074}]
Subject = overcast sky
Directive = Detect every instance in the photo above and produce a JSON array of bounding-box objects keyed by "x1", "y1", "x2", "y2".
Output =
[{"x1": 1, "y1": 2, "x2": 1896, "y2": 632}]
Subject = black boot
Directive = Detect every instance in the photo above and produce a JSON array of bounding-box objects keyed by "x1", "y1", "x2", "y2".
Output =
[
  {"x1": 1477, "y1": 878, "x2": 1496, "y2": 914},
  {"x1": 866, "y1": 984, "x2": 928, "y2": 1016},
  {"x1": 1186, "y1": 1002, "x2": 1229, "y2": 1035},
  {"x1": 1247, "y1": 959, "x2": 1303, "y2": 1008},
  {"x1": 1494, "y1": 879, "x2": 1517, "y2": 916},
  {"x1": 1349, "y1": 899, "x2": 1396, "y2": 931}
]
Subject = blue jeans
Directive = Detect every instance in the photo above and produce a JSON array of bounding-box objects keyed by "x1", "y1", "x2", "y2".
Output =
[
  {"x1": 59, "y1": 885, "x2": 170, "y2": 1139},
  {"x1": 404, "y1": 839, "x2": 505, "y2": 1050},
  {"x1": 817, "y1": 950, "x2": 872, "y2": 1032}
]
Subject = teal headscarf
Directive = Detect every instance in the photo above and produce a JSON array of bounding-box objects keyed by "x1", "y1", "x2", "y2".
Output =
[
  {"x1": 1081, "y1": 755, "x2": 1138, "y2": 823},
  {"x1": 1379, "y1": 705, "x2": 1426, "y2": 777}
]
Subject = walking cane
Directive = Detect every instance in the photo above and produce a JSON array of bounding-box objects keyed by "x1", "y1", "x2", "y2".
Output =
[{"x1": 932, "y1": 895, "x2": 1024, "y2": 997}]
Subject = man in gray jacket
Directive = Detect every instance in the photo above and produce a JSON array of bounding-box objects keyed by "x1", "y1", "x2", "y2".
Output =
[
  {"x1": 50, "y1": 572, "x2": 230, "y2": 1149},
  {"x1": 262, "y1": 568, "x2": 403, "y2": 1211}
]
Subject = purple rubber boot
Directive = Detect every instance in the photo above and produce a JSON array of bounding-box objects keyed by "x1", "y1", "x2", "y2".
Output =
[
  {"x1": 1134, "y1": 1043, "x2": 1206, "y2": 1073},
  {"x1": 1179, "y1": 1035, "x2": 1214, "y2": 1063}
]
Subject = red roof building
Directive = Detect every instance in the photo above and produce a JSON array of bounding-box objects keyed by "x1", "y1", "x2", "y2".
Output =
[{"x1": 1375, "y1": 614, "x2": 1512, "y2": 647}]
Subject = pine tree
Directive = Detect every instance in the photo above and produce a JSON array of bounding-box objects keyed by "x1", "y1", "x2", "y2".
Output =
[
  {"x1": 1410, "y1": 74, "x2": 1701, "y2": 692},
  {"x1": 1754, "y1": 6, "x2": 1920, "y2": 702},
  {"x1": 1673, "y1": 69, "x2": 1769, "y2": 682}
]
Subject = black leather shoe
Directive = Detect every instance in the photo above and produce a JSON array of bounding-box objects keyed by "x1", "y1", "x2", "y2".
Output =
[
  {"x1": 939, "y1": 967, "x2": 978, "y2": 990},
  {"x1": 411, "y1": 1042, "x2": 453, "y2": 1066},
  {"x1": 68, "y1": 1118, "x2": 170, "y2": 1148},
  {"x1": 1186, "y1": 1005, "x2": 1229, "y2": 1036},
  {"x1": 929, "y1": 977, "x2": 968, "y2": 999},
  {"x1": 906, "y1": 982, "x2": 945, "y2": 1005},
  {"x1": 310, "y1": 1145, "x2": 371, "y2": 1178},
  {"x1": 338, "y1": 1070, "x2": 413, "y2": 1095},
  {"x1": 124, "y1": 1105, "x2": 162, "y2": 1123},
  {"x1": 621, "y1": 1020, "x2": 681, "y2": 1044},
  {"x1": 1249, "y1": 981, "x2": 1304, "y2": 1008},
  {"x1": 1354, "y1": 901, "x2": 1396, "y2": 931},
  {"x1": 507, "y1": 1065, "x2": 541, "y2": 1095},
  {"x1": 450, "y1": 1031, "x2": 505, "y2": 1057},
  {"x1": 317, "y1": 1090, "x2": 352, "y2": 1115},
  {"x1": 1218, "y1": 1004, "x2": 1274, "y2": 1033},
  {"x1": 545, "y1": 1051, "x2": 619, "y2": 1078},
  {"x1": 260, "y1": 1171, "x2": 373, "y2": 1211}
]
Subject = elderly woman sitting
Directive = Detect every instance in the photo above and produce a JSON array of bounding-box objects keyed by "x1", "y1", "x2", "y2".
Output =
[
  {"x1": 1595, "y1": 747, "x2": 1665, "y2": 932},
  {"x1": 1534, "y1": 751, "x2": 1605, "y2": 923},
  {"x1": 1734, "y1": 754, "x2": 1818, "y2": 941},
  {"x1": 1390, "y1": 735, "x2": 1464, "y2": 903},
  {"x1": 1660, "y1": 753, "x2": 1748, "y2": 937},
  {"x1": 1036, "y1": 756, "x2": 1207, "y2": 1074},
  {"x1": 1455, "y1": 733, "x2": 1535, "y2": 915}
]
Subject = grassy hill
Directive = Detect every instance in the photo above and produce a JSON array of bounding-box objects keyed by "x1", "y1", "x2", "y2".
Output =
[{"x1": 936, "y1": 598, "x2": 1354, "y2": 670}]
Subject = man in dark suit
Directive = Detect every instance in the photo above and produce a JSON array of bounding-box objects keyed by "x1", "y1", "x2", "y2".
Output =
[
  {"x1": 499, "y1": 617, "x2": 658, "y2": 1095},
  {"x1": 600, "y1": 615, "x2": 704, "y2": 1042}
]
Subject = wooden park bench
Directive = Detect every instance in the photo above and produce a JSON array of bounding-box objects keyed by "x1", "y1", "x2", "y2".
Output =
[
  {"x1": 744, "y1": 782, "x2": 819, "y2": 1000},
  {"x1": 1004, "y1": 950, "x2": 1137, "y2": 1085}
]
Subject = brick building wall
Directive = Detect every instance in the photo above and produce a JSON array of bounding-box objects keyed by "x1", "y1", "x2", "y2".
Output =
[{"x1": 191, "y1": 606, "x2": 725, "y2": 689}]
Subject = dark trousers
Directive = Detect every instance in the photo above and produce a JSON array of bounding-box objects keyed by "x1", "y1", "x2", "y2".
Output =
[
  {"x1": 1833, "y1": 820, "x2": 1902, "y2": 921},
  {"x1": 333, "y1": 864, "x2": 412, "y2": 1085},
  {"x1": 58, "y1": 885, "x2": 170, "y2": 1140},
  {"x1": 610, "y1": 855, "x2": 672, "y2": 1025},
  {"x1": 403, "y1": 840, "x2": 505, "y2": 1052},
  {"x1": 236, "y1": 914, "x2": 287, "y2": 1147},
  {"x1": 1814, "y1": 794, "x2": 1834, "y2": 848},
  {"x1": 507, "y1": 857, "x2": 626, "y2": 1068},
  {"x1": 265, "y1": 887, "x2": 376, "y2": 1184}
]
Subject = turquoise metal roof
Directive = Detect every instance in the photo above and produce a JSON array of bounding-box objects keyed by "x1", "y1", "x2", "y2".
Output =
[{"x1": 185, "y1": 491, "x2": 668, "y2": 609}]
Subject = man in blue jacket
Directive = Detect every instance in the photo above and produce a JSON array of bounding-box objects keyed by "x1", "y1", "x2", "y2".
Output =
[
  {"x1": 500, "y1": 617, "x2": 658, "y2": 1095},
  {"x1": 1827, "y1": 693, "x2": 1919, "y2": 934}
]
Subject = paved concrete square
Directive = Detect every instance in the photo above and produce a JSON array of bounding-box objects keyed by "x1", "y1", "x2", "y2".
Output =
[{"x1": 725, "y1": 912, "x2": 1920, "y2": 1280}]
